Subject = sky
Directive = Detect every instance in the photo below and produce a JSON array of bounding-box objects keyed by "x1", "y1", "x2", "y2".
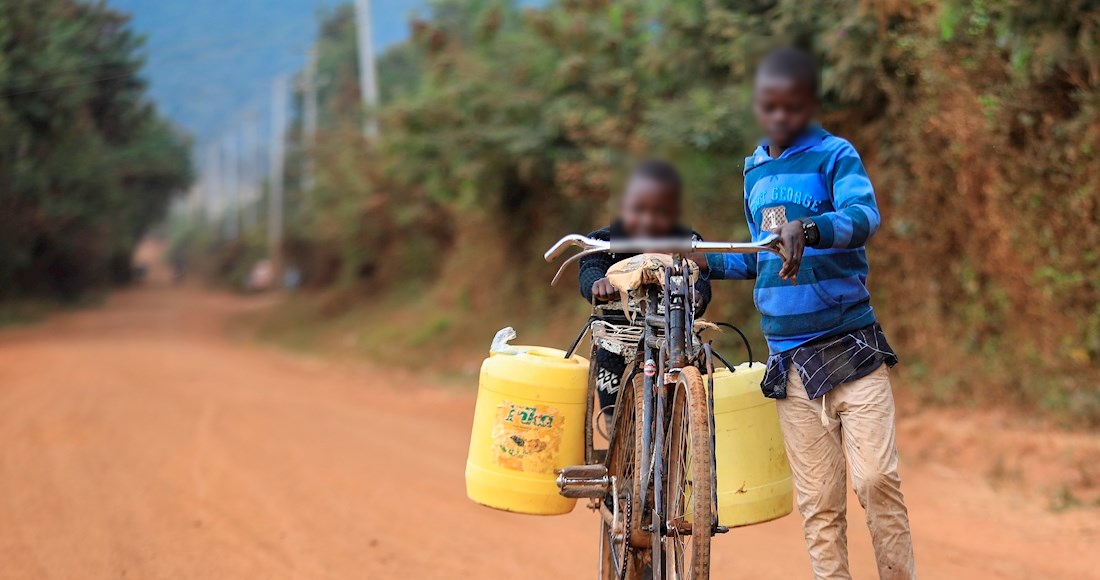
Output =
[{"x1": 108, "y1": 0, "x2": 427, "y2": 143}]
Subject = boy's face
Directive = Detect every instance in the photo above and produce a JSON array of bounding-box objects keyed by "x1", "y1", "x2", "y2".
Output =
[
  {"x1": 618, "y1": 176, "x2": 680, "y2": 238},
  {"x1": 753, "y1": 74, "x2": 819, "y2": 148}
]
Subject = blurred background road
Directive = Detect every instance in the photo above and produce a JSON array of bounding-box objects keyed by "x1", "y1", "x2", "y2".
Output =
[
  {"x1": 4, "y1": 1, "x2": 1100, "y2": 578},
  {"x1": 0, "y1": 248, "x2": 1096, "y2": 580}
]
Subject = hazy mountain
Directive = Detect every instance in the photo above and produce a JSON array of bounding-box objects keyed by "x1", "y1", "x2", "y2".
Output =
[{"x1": 109, "y1": 0, "x2": 426, "y2": 142}]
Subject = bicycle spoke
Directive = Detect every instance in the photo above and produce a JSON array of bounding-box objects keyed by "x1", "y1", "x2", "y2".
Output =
[{"x1": 600, "y1": 375, "x2": 645, "y2": 580}]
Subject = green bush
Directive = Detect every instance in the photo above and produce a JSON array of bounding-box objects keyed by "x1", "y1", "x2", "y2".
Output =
[
  {"x1": 0, "y1": 0, "x2": 191, "y2": 302},
  {"x1": 274, "y1": 0, "x2": 1100, "y2": 422}
]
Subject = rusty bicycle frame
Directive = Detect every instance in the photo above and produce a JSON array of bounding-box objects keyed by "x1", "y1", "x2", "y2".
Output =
[{"x1": 546, "y1": 233, "x2": 782, "y2": 579}]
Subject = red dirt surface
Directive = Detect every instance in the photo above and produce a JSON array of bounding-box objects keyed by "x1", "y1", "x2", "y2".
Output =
[{"x1": 0, "y1": 280, "x2": 1097, "y2": 579}]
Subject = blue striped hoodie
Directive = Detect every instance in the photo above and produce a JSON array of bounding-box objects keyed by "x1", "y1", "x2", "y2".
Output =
[{"x1": 706, "y1": 126, "x2": 881, "y2": 354}]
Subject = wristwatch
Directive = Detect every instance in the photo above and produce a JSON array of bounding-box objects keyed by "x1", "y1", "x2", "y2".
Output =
[{"x1": 801, "y1": 219, "x2": 820, "y2": 247}]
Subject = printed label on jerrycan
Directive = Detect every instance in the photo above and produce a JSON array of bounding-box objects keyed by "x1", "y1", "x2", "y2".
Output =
[{"x1": 491, "y1": 400, "x2": 565, "y2": 474}]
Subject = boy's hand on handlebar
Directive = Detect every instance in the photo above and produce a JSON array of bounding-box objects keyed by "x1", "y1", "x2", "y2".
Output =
[
  {"x1": 777, "y1": 220, "x2": 805, "y2": 283},
  {"x1": 591, "y1": 278, "x2": 618, "y2": 302}
]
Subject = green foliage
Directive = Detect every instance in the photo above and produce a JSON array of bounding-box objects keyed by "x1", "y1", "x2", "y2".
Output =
[
  {"x1": 289, "y1": 0, "x2": 1100, "y2": 421},
  {"x1": 0, "y1": 0, "x2": 191, "y2": 301}
]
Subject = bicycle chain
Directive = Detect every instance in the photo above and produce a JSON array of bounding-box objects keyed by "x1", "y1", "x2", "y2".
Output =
[{"x1": 616, "y1": 491, "x2": 632, "y2": 580}]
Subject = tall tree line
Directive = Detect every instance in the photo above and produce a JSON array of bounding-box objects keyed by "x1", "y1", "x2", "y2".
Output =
[
  {"x1": 0, "y1": 0, "x2": 192, "y2": 301},
  {"x1": 281, "y1": 0, "x2": 1100, "y2": 419}
]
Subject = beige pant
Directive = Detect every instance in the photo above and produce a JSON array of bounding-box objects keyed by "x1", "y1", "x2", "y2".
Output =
[{"x1": 777, "y1": 364, "x2": 917, "y2": 580}]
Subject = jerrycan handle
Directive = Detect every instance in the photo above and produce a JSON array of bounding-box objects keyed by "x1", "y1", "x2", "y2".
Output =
[
  {"x1": 563, "y1": 316, "x2": 598, "y2": 360},
  {"x1": 714, "y1": 322, "x2": 755, "y2": 368}
]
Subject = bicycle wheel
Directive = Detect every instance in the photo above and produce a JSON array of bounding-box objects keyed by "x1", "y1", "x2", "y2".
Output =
[
  {"x1": 601, "y1": 373, "x2": 650, "y2": 579},
  {"x1": 663, "y1": 366, "x2": 713, "y2": 580}
]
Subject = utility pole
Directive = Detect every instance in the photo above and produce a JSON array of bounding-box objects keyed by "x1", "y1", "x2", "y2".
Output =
[
  {"x1": 205, "y1": 143, "x2": 221, "y2": 226},
  {"x1": 222, "y1": 133, "x2": 240, "y2": 240},
  {"x1": 186, "y1": 184, "x2": 202, "y2": 221},
  {"x1": 240, "y1": 109, "x2": 261, "y2": 231},
  {"x1": 301, "y1": 45, "x2": 319, "y2": 191},
  {"x1": 354, "y1": 0, "x2": 379, "y2": 138},
  {"x1": 268, "y1": 75, "x2": 289, "y2": 285}
]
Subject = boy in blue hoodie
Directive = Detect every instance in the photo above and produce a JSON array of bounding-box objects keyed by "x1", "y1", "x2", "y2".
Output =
[{"x1": 703, "y1": 48, "x2": 916, "y2": 579}]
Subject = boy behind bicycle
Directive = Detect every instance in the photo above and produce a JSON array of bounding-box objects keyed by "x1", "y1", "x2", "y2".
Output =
[{"x1": 578, "y1": 160, "x2": 711, "y2": 430}]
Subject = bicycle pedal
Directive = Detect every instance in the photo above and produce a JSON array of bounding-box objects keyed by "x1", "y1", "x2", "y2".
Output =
[
  {"x1": 555, "y1": 465, "x2": 610, "y2": 499},
  {"x1": 557, "y1": 464, "x2": 608, "y2": 479}
]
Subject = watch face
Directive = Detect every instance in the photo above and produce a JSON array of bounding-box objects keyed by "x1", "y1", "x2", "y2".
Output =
[{"x1": 803, "y1": 220, "x2": 819, "y2": 245}]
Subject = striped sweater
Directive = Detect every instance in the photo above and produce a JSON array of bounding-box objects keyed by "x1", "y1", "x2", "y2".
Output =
[{"x1": 706, "y1": 126, "x2": 881, "y2": 354}]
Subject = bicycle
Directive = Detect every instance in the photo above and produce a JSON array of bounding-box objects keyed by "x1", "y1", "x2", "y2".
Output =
[{"x1": 544, "y1": 233, "x2": 784, "y2": 580}]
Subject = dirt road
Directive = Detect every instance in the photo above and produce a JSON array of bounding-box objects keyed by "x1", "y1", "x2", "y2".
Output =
[{"x1": 0, "y1": 283, "x2": 1097, "y2": 580}]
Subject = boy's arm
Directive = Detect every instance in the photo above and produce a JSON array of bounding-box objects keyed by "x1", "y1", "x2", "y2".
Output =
[
  {"x1": 705, "y1": 251, "x2": 758, "y2": 281},
  {"x1": 804, "y1": 141, "x2": 881, "y2": 249},
  {"x1": 703, "y1": 197, "x2": 759, "y2": 281},
  {"x1": 578, "y1": 254, "x2": 613, "y2": 302},
  {"x1": 578, "y1": 230, "x2": 614, "y2": 302},
  {"x1": 689, "y1": 232, "x2": 713, "y2": 315},
  {"x1": 693, "y1": 275, "x2": 713, "y2": 314}
]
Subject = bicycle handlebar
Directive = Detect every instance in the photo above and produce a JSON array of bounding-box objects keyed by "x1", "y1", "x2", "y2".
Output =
[{"x1": 543, "y1": 233, "x2": 784, "y2": 286}]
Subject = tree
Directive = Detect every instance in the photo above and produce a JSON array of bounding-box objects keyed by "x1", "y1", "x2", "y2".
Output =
[{"x1": 0, "y1": 0, "x2": 191, "y2": 300}]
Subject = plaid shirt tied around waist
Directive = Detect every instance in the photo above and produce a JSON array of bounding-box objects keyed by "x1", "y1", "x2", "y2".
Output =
[{"x1": 761, "y1": 323, "x2": 898, "y2": 400}]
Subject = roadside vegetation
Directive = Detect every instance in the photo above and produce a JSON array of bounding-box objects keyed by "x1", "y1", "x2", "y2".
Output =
[
  {"x1": 189, "y1": 0, "x2": 1100, "y2": 425},
  {"x1": 0, "y1": 0, "x2": 192, "y2": 310}
]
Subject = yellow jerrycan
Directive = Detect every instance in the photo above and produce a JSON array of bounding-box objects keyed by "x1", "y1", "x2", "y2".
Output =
[
  {"x1": 710, "y1": 362, "x2": 794, "y2": 526},
  {"x1": 465, "y1": 330, "x2": 589, "y2": 515}
]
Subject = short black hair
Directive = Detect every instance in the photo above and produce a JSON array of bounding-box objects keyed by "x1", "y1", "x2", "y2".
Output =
[
  {"x1": 630, "y1": 158, "x2": 683, "y2": 195},
  {"x1": 756, "y1": 47, "x2": 820, "y2": 97}
]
